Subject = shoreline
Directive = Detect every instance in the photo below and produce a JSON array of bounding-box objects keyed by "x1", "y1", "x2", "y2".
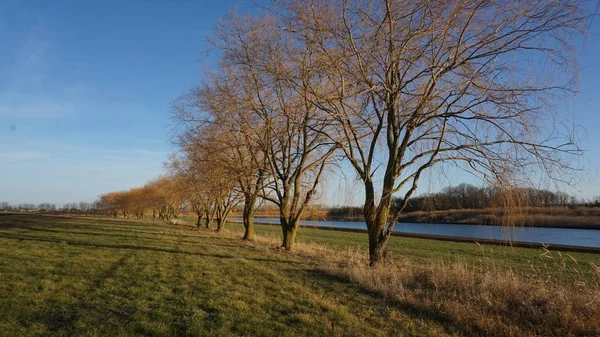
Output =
[
  {"x1": 232, "y1": 214, "x2": 600, "y2": 230},
  {"x1": 228, "y1": 219, "x2": 600, "y2": 254}
]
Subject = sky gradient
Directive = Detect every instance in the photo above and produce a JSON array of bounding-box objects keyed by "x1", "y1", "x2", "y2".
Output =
[{"x1": 1, "y1": 1, "x2": 599, "y2": 205}]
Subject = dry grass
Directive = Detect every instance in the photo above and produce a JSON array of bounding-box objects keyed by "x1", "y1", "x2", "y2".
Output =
[{"x1": 339, "y1": 259, "x2": 599, "y2": 336}]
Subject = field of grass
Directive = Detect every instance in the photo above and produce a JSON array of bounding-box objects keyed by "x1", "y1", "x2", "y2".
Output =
[{"x1": 1, "y1": 214, "x2": 599, "y2": 336}]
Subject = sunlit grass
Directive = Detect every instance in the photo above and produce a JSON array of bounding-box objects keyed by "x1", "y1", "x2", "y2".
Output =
[{"x1": 0, "y1": 214, "x2": 598, "y2": 336}]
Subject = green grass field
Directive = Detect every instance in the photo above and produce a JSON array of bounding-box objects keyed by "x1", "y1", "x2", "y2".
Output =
[
  {"x1": 195, "y1": 217, "x2": 599, "y2": 285},
  {"x1": 0, "y1": 214, "x2": 598, "y2": 336}
]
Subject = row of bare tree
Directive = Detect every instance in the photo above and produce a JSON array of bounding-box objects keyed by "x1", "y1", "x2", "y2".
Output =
[
  {"x1": 85, "y1": 1, "x2": 591, "y2": 265},
  {"x1": 167, "y1": 0, "x2": 591, "y2": 265},
  {"x1": 98, "y1": 176, "x2": 185, "y2": 221}
]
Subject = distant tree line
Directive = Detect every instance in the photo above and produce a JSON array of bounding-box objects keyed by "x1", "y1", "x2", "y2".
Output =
[
  {"x1": 394, "y1": 184, "x2": 586, "y2": 212},
  {"x1": 325, "y1": 184, "x2": 600, "y2": 219},
  {"x1": 97, "y1": 175, "x2": 186, "y2": 221},
  {"x1": 4, "y1": 182, "x2": 599, "y2": 219},
  {"x1": 0, "y1": 202, "x2": 99, "y2": 213},
  {"x1": 0, "y1": 176, "x2": 188, "y2": 220},
  {"x1": 0, "y1": 203, "x2": 48, "y2": 212}
]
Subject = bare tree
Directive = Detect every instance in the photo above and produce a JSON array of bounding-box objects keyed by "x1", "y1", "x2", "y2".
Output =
[
  {"x1": 170, "y1": 158, "x2": 209, "y2": 228},
  {"x1": 99, "y1": 192, "x2": 120, "y2": 217},
  {"x1": 279, "y1": 0, "x2": 590, "y2": 265},
  {"x1": 145, "y1": 175, "x2": 186, "y2": 221},
  {"x1": 174, "y1": 65, "x2": 270, "y2": 240},
  {"x1": 172, "y1": 124, "x2": 244, "y2": 232},
  {"x1": 209, "y1": 12, "x2": 339, "y2": 249},
  {"x1": 202, "y1": 78, "x2": 270, "y2": 240}
]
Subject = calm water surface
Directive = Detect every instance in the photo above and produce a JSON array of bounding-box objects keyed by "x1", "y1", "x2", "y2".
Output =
[{"x1": 240, "y1": 217, "x2": 600, "y2": 248}]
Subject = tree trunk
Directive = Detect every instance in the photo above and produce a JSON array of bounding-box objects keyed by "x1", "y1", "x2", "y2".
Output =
[
  {"x1": 204, "y1": 209, "x2": 213, "y2": 229},
  {"x1": 243, "y1": 216, "x2": 255, "y2": 240},
  {"x1": 216, "y1": 218, "x2": 224, "y2": 232},
  {"x1": 242, "y1": 193, "x2": 257, "y2": 240},
  {"x1": 280, "y1": 218, "x2": 299, "y2": 250},
  {"x1": 196, "y1": 214, "x2": 202, "y2": 229},
  {"x1": 364, "y1": 179, "x2": 393, "y2": 266},
  {"x1": 368, "y1": 226, "x2": 389, "y2": 266}
]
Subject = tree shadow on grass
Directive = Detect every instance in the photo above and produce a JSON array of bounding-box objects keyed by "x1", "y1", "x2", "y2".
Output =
[
  {"x1": 41, "y1": 251, "x2": 136, "y2": 334},
  {"x1": 0, "y1": 214, "x2": 171, "y2": 231},
  {"x1": 0, "y1": 233, "x2": 238, "y2": 258},
  {"x1": 0, "y1": 214, "x2": 136, "y2": 230},
  {"x1": 1, "y1": 213, "x2": 227, "y2": 241},
  {"x1": 18, "y1": 226, "x2": 219, "y2": 246},
  {"x1": 0, "y1": 233, "x2": 307, "y2": 269}
]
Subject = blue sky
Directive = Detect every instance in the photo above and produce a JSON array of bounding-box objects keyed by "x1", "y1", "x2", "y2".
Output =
[
  {"x1": 0, "y1": 0, "x2": 250, "y2": 204},
  {"x1": 0, "y1": 1, "x2": 599, "y2": 205}
]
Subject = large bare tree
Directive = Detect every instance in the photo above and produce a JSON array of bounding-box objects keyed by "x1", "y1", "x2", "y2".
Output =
[{"x1": 278, "y1": 0, "x2": 590, "y2": 265}]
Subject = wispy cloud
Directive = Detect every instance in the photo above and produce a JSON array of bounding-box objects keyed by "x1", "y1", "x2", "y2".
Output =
[
  {"x1": 0, "y1": 140, "x2": 167, "y2": 160},
  {"x1": 131, "y1": 148, "x2": 166, "y2": 156},
  {"x1": 4, "y1": 17, "x2": 49, "y2": 88},
  {"x1": 0, "y1": 98, "x2": 74, "y2": 119},
  {"x1": 0, "y1": 151, "x2": 49, "y2": 163},
  {"x1": 35, "y1": 142, "x2": 168, "y2": 157},
  {"x1": 0, "y1": 16, "x2": 80, "y2": 120},
  {"x1": 118, "y1": 135, "x2": 166, "y2": 145}
]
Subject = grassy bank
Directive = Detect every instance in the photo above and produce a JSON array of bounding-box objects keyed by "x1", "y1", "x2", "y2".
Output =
[{"x1": 0, "y1": 214, "x2": 598, "y2": 336}]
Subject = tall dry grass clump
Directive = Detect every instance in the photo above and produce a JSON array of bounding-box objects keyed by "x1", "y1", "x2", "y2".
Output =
[{"x1": 335, "y1": 256, "x2": 599, "y2": 336}]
